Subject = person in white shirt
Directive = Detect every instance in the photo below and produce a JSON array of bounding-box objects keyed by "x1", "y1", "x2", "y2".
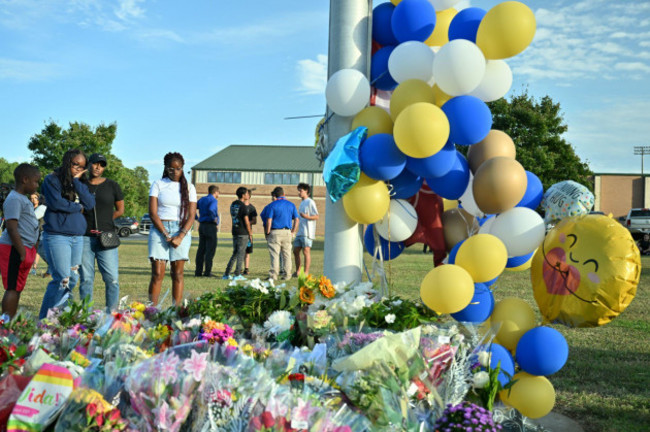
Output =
[
  {"x1": 148, "y1": 152, "x2": 197, "y2": 306},
  {"x1": 293, "y1": 183, "x2": 319, "y2": 276}
]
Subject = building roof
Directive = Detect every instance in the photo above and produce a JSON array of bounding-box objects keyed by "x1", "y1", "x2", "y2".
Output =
[
  {"x1": 192, "y1": 145, "x2": 322, "y2": 173},
  {"x1": 594, "y1": 172, "x2": 644, "y2": 176}
]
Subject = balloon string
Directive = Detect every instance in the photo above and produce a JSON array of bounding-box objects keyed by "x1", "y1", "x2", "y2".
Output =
[
  {"x1": 541, "y1": 237, "x2": 597, "y2": 304},
  {"x1": 387, "y1": 203, "x2": 392, "y2": 297}
]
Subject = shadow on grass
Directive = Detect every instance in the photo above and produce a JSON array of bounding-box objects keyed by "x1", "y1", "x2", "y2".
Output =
[{"x1": 555, "y1": 345, "x2": 650, "y2": 432}]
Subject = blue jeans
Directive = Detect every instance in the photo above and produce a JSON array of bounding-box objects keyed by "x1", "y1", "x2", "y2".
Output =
[
  {"x1": 39, "y1": 232, "x2": 84, "y2": 319},
  {"x1": 80, "y1": 236, "x2": 120, "y2": 312}
]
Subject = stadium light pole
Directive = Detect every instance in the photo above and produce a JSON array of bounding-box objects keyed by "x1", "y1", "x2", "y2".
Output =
[{"x1": 323, "y1": 0, "x2": 372, "y2": 284}]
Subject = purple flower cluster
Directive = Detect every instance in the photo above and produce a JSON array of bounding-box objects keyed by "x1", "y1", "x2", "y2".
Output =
[
  {"x1": 434, "y1": 401, "x2": 501, "y2": 432},
  {"x1": 338, "y1": 331, "x2": 384, "y2": 349},
  {"x1": 199, "y1": 321, "x2": 235, "y2": 344}
]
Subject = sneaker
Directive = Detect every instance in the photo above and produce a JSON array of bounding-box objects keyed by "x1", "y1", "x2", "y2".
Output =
[
  {"x1": 221, "y1": 274, "x2": 232, "y2": 280},
  {"x1": 291, "y1": 272, "x2": 298, "y2": 278},
  {"x1": 233, "y1": 275, "x2": 246, "y2": 281},
  {"x1": 243, "y1": 268, "x2": 249, "y2": 275}
]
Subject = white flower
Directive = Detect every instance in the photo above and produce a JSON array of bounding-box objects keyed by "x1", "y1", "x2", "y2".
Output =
[
  {"x1": 385, "y1": 314, "x2": 396, "y2": 324},
  {"x1": 477, "y1": 351, "x2": 491, "y2": 368},
  {"x1": 185, "y1": 318, "x2": 202, "y2": 328},
  {"x1": 391, "y1": 299, "x2": 402, "y2": 307},
  {"x1": 263, "y1": 310, "x2": 294, "y2": 336},
  {"x1": 472, "y1": 371, "x2": 490, "y2": 389}
]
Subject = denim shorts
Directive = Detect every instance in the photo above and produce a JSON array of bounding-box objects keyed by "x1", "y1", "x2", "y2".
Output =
[
  {"x1": 148, "y1": 221, "x2": 192, "y2": 262},
  {"x1": 293, "y1": 236, "x2": 313, "y2": 248}
]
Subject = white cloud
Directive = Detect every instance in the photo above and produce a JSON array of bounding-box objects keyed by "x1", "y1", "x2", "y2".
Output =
[
  {"x1": 115, "y1": 0, "x2": 145, "y2": 21},
  {"x1": 0, "y1": 58, "x2": 63, "y2": 81},
  {"x1": 615, "y1": 62, "x2": 650, "y2": 73},
  {"x1": 296, "y1": 54, "x2": 327, "y2": 95}
]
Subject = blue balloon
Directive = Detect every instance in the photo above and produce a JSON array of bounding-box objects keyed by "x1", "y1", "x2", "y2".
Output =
[
  {"x1": 371, "y1": 46, "x2": 398, "y2": 91},
  {"x1": 488, "y1": 343, "x2": 516, "y2": 386},
  {"x1": 447, "y1": 239, "x2": 465, "y2": 264},
  {"x1": 406, "y1": 140, "x2": 456, "y2": 178},
  {"x1": 389, "y1": 168, "x2": 423, "y2": 199},
  {"x1": 323, "y1": 127, "x2": 365, "y2": 202},
  {"x1": 451, "y1": 284, "x2": 494, "y2": 323},
  {"x1": 484, "y1": 276, "x2": 498, "y2": 287},
  {"x1": 391, "y1": 0, "x2": 436, "y2": 43},
  {"x1": 364, "y1": 224, "x2": 405, "y2": 260},
  {"x1": 506, "y1": 251, "x2": 534, "y2": 268},
  {"x1": 360, "y1": 134, "x2": 407, "y2": 181},
  {"x1": 373, "y1": 3, "x2": 399, "y2": 46},
  {"x1": 476, "y1": 213, "x2": 495, "y2": 226},
  {"x1": 448, "y1": 7, "x2": 486, "y2": 43},
  {"x1": 426, "y1": 151, "x2": 470, "y2": 200},
  {"x1": 516, "y1": 327, "x2": 569, "y2": 376},
  {"x1": 517, "y1": 170, "x2": 544, "y2": 210},
  {"x1": 442, "y1": 96, "x2": 493, "y2": 146}
]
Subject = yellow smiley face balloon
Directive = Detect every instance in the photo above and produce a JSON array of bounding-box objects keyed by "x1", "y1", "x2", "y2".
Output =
[{"x1": 531, "y1": 214, "x2": 640, "y2": 327}]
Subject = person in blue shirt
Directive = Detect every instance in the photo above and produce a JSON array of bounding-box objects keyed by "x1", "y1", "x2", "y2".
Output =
[
  {"x1": 263, "y1": 186, "x2": 299, "y2": 281},
  {"x1": 194, "y1": 185, "x2": 220, "y2": 277},
  {"x1": 39, "y1": 149, "x2": 96, "y2": 319}
]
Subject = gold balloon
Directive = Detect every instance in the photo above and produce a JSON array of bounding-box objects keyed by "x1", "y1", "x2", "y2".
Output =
[
  {"x1": 391, "y1": 0, "x2": 401, "y2": 4},
  {"x1": 393, "y1": 102, "x2": 450, "y2": 158},
  {"x1": 442, "y1": 208, "x2": 478, "y2": 251},
  {"x1": 420, "y1": 264, "x2": 475, "y2": 314},
  {"x1": 467, "y1": 130, "x2": 516, "y2": 173},
  {"x1": 342, "y1": 173, "x2": 390, "y2": 225},
  {"x1": 476, "y1": 1, "x2": 537, "y2": 59},
  {"x1": 455, "y1": 233, "x2": 507, "y2": 283},
  {"x1": 443, "y1": 198, "x2": 459, "y2": 212},
  {"x1": 390, "y1": 79, "x2": 437, "y2": 121},
  {"x1": 351, "y1": 106, "x2": 393, "y2": 137},
  {"x1": 490, "y1": 297, "x2": 536, "y2": 350},
  {"x1": 473, "y1": 157, "x2": 527, "y2": 214},
  {"x1": 531, "y1": 214, "x2": 640, "y2": 327},
  {"x1": 433, "y1": 84, "x2": 452, "y2": 107},
  {"x1": 500, "y1": 372, "x2": 555, "y2": 419},
  {"x1": 425, "y1": 8, "x2": 457, "y2": 47}
]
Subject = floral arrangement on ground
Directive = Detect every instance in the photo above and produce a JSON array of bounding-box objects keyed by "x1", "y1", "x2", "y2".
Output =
[{"x1": 0, "y1": 274, "x2": 516, "y2": 432}]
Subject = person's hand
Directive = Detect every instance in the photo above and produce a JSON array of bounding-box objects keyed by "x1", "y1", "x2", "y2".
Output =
[
  {"x1": 170, "y1": 235, "x2": 183, "y2": 248},
  {"x1": 17, "y1": 245, "x2": 26, "y2": 262},
  {"x1": 73, "y1": 169, "x2": 87, "y2": 179}
]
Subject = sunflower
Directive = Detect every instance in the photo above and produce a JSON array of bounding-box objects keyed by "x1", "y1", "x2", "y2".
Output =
[
  {"x1": 299, "y1": 286, "x2": 315, "y2": 304},
  {"x1": 318, "y1": 276, "x2": 335, "y2": 298}
]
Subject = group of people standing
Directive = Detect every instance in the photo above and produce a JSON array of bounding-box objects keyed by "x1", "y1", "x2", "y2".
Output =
[
  {"x1": 195, "y1": 183, "x2": 319, "y2": 282},
  {"x1": 1, "y1": 148, "x2": 319, "y2": 320}
]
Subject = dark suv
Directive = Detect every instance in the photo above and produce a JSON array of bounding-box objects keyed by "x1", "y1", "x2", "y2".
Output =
[
  {"x1": 114, "y1": 217, "x2": 140, "y2": 237},
  {"x1": 139, "y1": 213, "x2": 152, "y2": 235}
]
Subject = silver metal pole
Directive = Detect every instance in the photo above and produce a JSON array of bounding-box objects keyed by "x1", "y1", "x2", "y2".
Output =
[{"x1": 323, "y1": 0, "x2": 372, "y2": 284}]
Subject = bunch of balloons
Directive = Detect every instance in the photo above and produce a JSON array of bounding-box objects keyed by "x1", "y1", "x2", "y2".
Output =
[{"x1": 324, "y1": 0, "x2": 539, "y2": 263}]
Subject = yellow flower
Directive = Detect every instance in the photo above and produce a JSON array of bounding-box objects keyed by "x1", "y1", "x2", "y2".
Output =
[
  {"x1": 133, "y1": 311, "x2": 144, "y2": 321},
  {"x1": 226, "y1": 337, "x2": 238, "y2": 348},
  {"x1": 318, "y1": 276, "x2": 335, "y2": 299},
  {"x1": 242, "y1": 344, "x2": 254, "y2": 356},
  {"x1": 299, "y1": 287, "x2": 315, "y2": 304},
  {"x1": 130, "y1": 301, "x2": 146, "y2": 312}
]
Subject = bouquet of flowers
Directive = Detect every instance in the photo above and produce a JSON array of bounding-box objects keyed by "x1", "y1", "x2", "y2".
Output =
[
  {"x1": 433, "y1": 401, "x2": 501, "y2": 432},
  {"x1": 54, "y1": 387, "x2": 128, "y2": 432},
  {"x1": 125, "y1": 342, "x2": 210, "y2": 432}
]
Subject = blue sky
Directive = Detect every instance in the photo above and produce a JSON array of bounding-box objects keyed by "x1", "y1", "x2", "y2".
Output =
[{"x1": 1, "y1": 0, "x2": 649, "y2": 180}]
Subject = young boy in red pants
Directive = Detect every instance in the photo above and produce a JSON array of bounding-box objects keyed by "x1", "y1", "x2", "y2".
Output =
[{"x1": 0, "y1": 164, "x2": 41, "y2": 318}]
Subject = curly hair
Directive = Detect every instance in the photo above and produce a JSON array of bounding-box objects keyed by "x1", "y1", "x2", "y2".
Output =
[
  {"x1": 162, "y1": 152, "x2": 190, "y2": 225},
  {"x1": 55, "y1": 149, "x2": 88, "y2": 201}
]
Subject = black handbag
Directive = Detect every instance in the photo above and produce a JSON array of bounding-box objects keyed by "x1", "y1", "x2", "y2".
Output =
[{"x1": 93, "y1": 206, "x2": 120, "y2": 249}]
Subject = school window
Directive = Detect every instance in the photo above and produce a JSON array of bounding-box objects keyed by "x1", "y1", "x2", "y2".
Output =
[
  {"x1": 207, "y1": 171, "x2": 241, "y2": 183},
  {"x1": 264, "y1": 172, "x2": 300, "y2": 185}
]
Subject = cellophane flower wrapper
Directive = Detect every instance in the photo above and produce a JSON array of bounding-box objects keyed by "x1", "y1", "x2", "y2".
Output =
[
  {"x1": 186, "y1": 348, "x2": 276, "y2": 432},
  {"x1": 125, "y1": 341, "x2": 210, "y2": 432},
  {"x1": 54, "y1": 386, "x2": 127, "y2": 432},
  {"x1": 321, "y1": 326, "x2": 387, "y2": 362},
  {"x1": 0, "y1": 372, "x2": 33, "y2": 432}
]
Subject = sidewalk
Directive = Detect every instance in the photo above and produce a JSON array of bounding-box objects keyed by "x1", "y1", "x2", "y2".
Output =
[{"x1": 531, "y1": 412, "x2": 584, "y2": 432}]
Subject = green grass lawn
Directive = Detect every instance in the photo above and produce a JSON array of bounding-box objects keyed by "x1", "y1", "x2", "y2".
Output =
[{"x1": 18, "y1": 234, "x2": 650, "y2": 432}]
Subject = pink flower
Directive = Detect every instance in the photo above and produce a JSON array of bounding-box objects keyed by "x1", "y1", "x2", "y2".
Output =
[
  {"x1": 157, "y1": 351, "x2": 180, "y2": 384},
  {"x1": 152, "y1": 400, "x2": 170, "y2": 429},
  {"x1": 182, "y1": 350, "x2": 208, "y2": 382}
]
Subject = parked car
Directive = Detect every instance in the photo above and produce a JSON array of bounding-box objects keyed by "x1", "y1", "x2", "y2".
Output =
[
  {"x1": 624, "y1": 208, "x2": 650, "y2": 239},
  {"x1": 140, "y1": 213, "x2": 152, "y2": 235},
  {"x1": 114, "y1": 217, "x2": 139, "y2": 237}
]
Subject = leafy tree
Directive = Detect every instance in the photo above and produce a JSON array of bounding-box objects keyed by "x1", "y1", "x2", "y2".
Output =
[
  {"x1": 0, "y1": 158, "x2": 19, "y2": 185},
  {"x1": 27, "y1": 121, "x2": 149, "y2": 217},
  {"x1": 487, "y1": 92, "x2": 593, "y2": 191}
]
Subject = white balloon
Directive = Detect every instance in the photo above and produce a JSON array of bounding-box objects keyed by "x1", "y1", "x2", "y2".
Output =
[
  {"x1": 325, "y1": 69, "x2": 370, "y2": 117},
  {"x1": 479, "y1": 216, "x2": 495, "y2": 234},
  {"x1": 459, "y1": 173, "x2": 484, "y2": 218},
  {"x1": 432, "y1": 39, "x2": 486, "y2": 96},
  {"x1": 429, "y1": 0, "x2": 461, "y2": 11},
  {"x1": 490, "y1": 207, "x2": 546, "y2": 257},
  {"x1": 469, "y1": 60, "x2": 513, "y2": 102},
  {"x1": 375, "y1": 199, "x2": 418, "y2": 242},
  {"x1": 388, "y1": 41, "x2": 436, "y2": 85}
]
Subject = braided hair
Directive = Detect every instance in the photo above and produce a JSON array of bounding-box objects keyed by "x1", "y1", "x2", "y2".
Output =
[
  {"x1": 55, "y1": 149, "x2": 88, "y2": 201},
  {"x1": 162, "y1": 152, "x2": 190, "y2": 225}
]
